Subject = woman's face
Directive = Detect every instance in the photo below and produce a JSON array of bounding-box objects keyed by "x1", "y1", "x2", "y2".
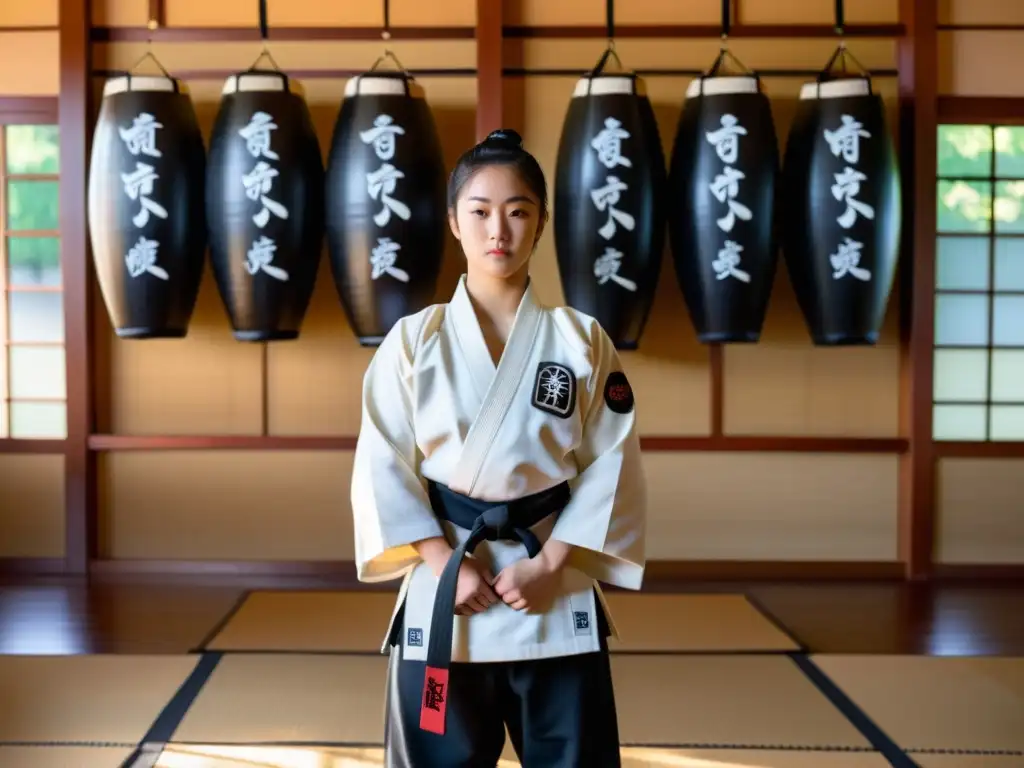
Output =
[{"x1": 448, "y1": 163, "x2": 545, "y2": 281}]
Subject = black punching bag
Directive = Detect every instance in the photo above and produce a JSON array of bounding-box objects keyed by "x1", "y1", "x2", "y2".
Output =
[
  {"x1": 87, "y1": 74, "x2": 206, "y2": 338},
  {"x1": 780, "y1": 77, "x2": 901, "y2": 345},
  {"x1": 668, "y1": 75, "x2": 779, "y2": 343},
  {"x1": 325, "y1": 72, "x2": 446, "y2": 346},
  {"x1": 206, "y1": 71, "x2": 324, "y2": 341},
  {"x1": 554, "y1": 70, "x2": 667, "y2": 350}
]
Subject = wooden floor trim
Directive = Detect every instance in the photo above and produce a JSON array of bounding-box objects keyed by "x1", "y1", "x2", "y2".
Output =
[
  {"x1": 7, "y1": 558, "x2": 1020, "y2": 584},
  {"x1": 0, "y1": 558, "x2": 67, "y2": 576},
  {"x1": 82, "y1": 559, "x2": 907, "y2": 587}
]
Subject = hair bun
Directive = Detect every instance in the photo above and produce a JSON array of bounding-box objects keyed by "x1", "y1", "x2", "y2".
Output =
[{"x1": 483, "y1": 128, "x2": 523, "y2": 149}]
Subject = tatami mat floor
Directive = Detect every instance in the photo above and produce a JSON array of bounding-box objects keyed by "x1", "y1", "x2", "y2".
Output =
[{"x1": 1, "y1": 589, "x2": 1022, "y2": 767}]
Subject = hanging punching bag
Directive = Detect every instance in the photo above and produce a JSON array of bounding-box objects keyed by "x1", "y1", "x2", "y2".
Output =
[
  {"x1": 780, "y1": 77, "x2": 901, "y2": 345},
  {"x1": 325, "y1": 70, "x2": 447, "y2": 346},
  {"x1": 87, "y1": 74, "x2": 207, "y2": 338},
  {"x1": 206, "y1": 70, "x2": 324, "y2": 341},
  {"x1": 668, "y1": 75, "x2": 779, "y2": 343},
  {"x1": 553, "y1": 59, "x2": 667, "y2": 350}
]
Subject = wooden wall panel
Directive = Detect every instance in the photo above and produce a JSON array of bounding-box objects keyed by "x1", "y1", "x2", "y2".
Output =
[
  {"x1": 940, "y1": 0, "x2": 1024, "y2": 26},
  {"x1": 90, "y1": 0, "x2": 475, "y2": 29},
  {"x1": 0, "y1": 455, "x2": 64, "y2": 558},
  {"x1": 936, "y1": 459, "x2": 1024, "y2": 564},
  {"x1": 742, "y1": 0, "x2": 898, "y2": 25},
  {"x1": 98, "y1": 450, "x2": 898, "y2": 562},
  {"x1": 643, "y1": 453, "x2": 899, "y2": 561},
  {"x1": 0, "y1": 0, "x2": 58, "y2": 27},
  {"x1": 506, "y1": 0, "x2": 899, "y2": 27},
  {"x1": 92, "y1": 40, "x2": 477, "y2": 73},
  {"x1": 938, "y1": 31, "x2": 1024, "y2": 97},
  {"x1": 0, "y1": 32, "x2": 60, "y2": 95},
  {"x1": 99, "y1": 452, "x2": 353, "y2": 559}
]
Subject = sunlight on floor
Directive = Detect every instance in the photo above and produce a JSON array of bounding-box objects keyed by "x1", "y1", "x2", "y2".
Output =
[{"x1": 154, "y1": 744, "x2": 779, "y2": 768}]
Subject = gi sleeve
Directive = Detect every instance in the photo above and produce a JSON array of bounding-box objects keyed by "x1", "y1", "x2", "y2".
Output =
[
  {"x1": 550, "y1": 323, "x2": 646, "y2": 590},
  {"x1": 350, "y1": 317, "x2": 445, "y2": 583}
]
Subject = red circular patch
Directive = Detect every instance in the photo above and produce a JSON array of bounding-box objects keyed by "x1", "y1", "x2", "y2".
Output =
[{"x1": 603, "y1": 371, "x2": 634, "y2": 414}]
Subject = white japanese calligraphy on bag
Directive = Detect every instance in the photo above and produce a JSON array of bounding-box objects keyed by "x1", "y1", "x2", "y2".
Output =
[{"x1": 351, "y1": 274, "x2": 646, "y2": 663}]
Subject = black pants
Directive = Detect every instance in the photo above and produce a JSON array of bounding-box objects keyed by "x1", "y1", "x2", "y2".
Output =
[{"x1": 383, "y1": 602, "x2": 621, "y2": 767}]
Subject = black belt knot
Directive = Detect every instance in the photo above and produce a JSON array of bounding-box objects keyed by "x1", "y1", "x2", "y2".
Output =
[{"x1": 467, "y1": 504, "x2": 543, "y2": 557}]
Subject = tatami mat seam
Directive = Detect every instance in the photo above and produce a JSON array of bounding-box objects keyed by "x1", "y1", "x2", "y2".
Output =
[
  {"x1": 119, "y1": 652, "x2": 224, "y2": 768},
  {"x1": 789, "y1": 653, "x2": 923, "y2": 768}
]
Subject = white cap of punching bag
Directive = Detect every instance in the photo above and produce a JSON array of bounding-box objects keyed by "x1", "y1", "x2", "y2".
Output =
[
  {"x1": 685, "y1": 76, "x2": 760, "y2": 98},
  {"x1": 220, "y1": 72, "x2": 306, "y2": 98},
  {"x1": 102, "y1": 74, "x2": 189, "y2": 96},
  {"x1": 799, "y1": 78, "x2": 871, "y2": 100},
  {"x1": 572, "y1": 75, "x2": 646, "y2": 97},
  {"x1": 344, "y1": 73, "x2": 426, "y2": 99}
]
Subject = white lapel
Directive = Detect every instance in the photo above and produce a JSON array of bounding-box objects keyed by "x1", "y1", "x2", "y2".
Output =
[
  {"x1": 445, "y1": 274, "x2": 544, "y2": 496},
  {"x1": 446, "y1": 276, "x2": 497, "y2": 406}
]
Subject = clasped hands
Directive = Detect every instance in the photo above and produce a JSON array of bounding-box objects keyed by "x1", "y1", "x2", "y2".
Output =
[{"x1": 418, "y1": 537, "x2": 571, "y2": 615}]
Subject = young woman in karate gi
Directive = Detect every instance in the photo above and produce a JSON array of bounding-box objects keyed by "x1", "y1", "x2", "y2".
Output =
[{"x1": 351, "y1": 128, "x2": 646, "y2": 767}]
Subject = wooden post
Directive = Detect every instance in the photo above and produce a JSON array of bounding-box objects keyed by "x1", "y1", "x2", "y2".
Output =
[
  {"x1": 476, "y1": 0, "x2": 504, "y2": 140},
  {"x1": 59, "y1": 0, "x2": 96, "y2": 576},
  {"x1": 896, "y1": 0, "x2": 938, "y2": 580}
]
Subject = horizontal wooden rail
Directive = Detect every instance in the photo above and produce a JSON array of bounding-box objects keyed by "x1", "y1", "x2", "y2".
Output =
[
  {"x1": 90, "y1": 67, "x2": 899, "y2": 81},
  {"x1": 505, "y1": 24, "x2": 904, "y2": 39},
  {"x1": 86, "y1": 434, "x2": 909, "y2": 453},
  {"x1": 82, "y1": 558, "x2": 909, "y2": 585},
  {"x1": 7, "y1": 557, "x2": 1020, "y2": 583},
  {"x1": 934, "y1": 442, "x2": 1024, "y2": 458},
  {"x1": 90, "y1": 26, "x2": 475, "y2": 42},
  {"x1": 503, "y1": 68, "x2": 899, "y2": 78},
  {"x1": 0, "y1": 439, "x2": 66, "y2": 454},
  {"x1": 0, "y1": 97, "x2": 59, "y2": 123},
  {"x1": 0, "y1": 26, "x2": 59, "y2": 33},
  {"x1": 90, "y1": 68, "x2": 476, "y2": 80},
  {"x1": 90, "y1": 24, "x2": 904, "y2": 43},
  {"x1": 938, "y1": 96, "x2": 1024, "y2": 123},
  {"x1": 936, "y1": 24, "x2": 1024, "y2": 32}
]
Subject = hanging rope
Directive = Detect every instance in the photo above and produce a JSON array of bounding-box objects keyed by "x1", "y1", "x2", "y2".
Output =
[
  {"x1": 247, "y1": 0, "x2": 281, "y2": 72},
  {"x1": 128, "y1": 1, "x2": 171, "y2": 79},
  {"x1": 368, "y1": 0, "x2": 409, "y2": 73},
  {"x1": 818, "y1": 0, "x2": 871, "y2": 84},
  {"x1": 707, "y1": 0, "x2": 750, "y2": 78}
]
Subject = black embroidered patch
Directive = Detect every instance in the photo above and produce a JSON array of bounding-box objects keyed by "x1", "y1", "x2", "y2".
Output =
[
  {"x1": 573, "y1": 611, "x2": 590, "y2": 635},
  {"x1": 604, "y1": 371, "x2": 634, "y2": 414},
  {"x1": 531, "y1": 362, "x2": 576, "y2": 419},
  {"x1": 408, "y1": 628, "x2": 423, "y2": 647}
]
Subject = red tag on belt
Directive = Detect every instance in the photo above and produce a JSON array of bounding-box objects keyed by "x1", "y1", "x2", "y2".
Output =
[{"x1": 419, "y1": 666, "x2": 449, "y2": 734}]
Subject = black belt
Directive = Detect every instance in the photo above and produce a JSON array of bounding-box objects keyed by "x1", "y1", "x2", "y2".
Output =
[{"x1": 418, "y1": 479, "x2": 571, "y2": 735}]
